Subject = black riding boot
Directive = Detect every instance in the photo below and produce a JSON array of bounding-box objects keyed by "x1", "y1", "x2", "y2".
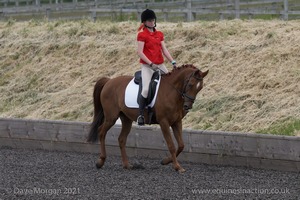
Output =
[{"x1": 137, "y1": 96, "x2": 147, "y2": 125}]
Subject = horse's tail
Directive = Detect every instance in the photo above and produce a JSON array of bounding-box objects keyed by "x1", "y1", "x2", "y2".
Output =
[{"x1": 87, "y1": 77, "x2": 110, "y2": 143}]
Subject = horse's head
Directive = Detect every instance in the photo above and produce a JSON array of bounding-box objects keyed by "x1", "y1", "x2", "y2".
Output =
[{"x1": 181, "y1": 68, "x2": 209, "y2": 113}]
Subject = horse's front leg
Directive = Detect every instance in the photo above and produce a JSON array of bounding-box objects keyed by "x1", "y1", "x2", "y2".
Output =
[
  {"x1": 161, "y1": 121, "x2": 185, "y2": 168},
  {"x1": 159, "y1": 120, "x2": 185, "y2": 173}
]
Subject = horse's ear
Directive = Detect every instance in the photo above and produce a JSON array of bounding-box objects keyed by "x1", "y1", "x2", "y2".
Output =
[{"x1": 201, "y1": 70, "x2": 209, "y2": 78}]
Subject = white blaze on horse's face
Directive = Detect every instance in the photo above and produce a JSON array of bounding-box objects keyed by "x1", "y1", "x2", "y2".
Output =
[{"x1": 196, "y1": 82, "x2": 201, "y2": 90}]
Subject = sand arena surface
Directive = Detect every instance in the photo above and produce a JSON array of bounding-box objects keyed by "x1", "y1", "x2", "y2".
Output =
[
  {"x1": 0, "y1": 20, "x2": 299, "y2": 134},
  {"x1": 1, "y1": 147, "x2": 299, "y2": 199}
]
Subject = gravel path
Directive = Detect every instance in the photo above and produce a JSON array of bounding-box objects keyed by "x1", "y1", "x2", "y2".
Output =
[{"x1": 0, "y1": 147, "x2": 299, "y2": 200}]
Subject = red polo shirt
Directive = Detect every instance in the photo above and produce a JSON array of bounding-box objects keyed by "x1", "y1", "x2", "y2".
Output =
[{"x1": 137, "y1": 28, "x2": 164, "y2": 64}]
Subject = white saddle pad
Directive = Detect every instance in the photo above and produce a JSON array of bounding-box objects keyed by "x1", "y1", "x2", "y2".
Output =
[{"x1": 125, "y1": 77, "x2": 161, "y2": 108}]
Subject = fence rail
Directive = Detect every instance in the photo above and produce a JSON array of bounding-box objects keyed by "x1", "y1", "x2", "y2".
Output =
[
  {"x1": 1, "y1": 118, "x2": 300, "y2": 172},
  {"x1": 1, "y1": 0, "x2": 300, "y2": 21}
]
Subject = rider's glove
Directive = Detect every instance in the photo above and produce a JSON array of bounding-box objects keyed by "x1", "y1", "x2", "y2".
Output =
[
  {"x1": 171, "y1": 60, "x2": 177, "y2": 69},
  {"x1": 150, "y1": 63, "x2": 159, "y2": 70}
]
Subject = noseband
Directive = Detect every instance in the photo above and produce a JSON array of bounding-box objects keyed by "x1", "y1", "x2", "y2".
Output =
[{"x1": 183, "y1": 72, "x2": 201, "y2": 100}]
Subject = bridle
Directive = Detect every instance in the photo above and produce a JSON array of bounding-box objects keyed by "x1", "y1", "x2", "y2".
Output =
[
  {"x1": 181, "y1": 71, "x2": 203, "y2": 103},
  {"x1": 168, "y1": 70, "x2": 203, "y2": 112}
]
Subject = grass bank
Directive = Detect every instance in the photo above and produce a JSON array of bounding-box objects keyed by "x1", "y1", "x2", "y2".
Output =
[{"x1": 0, "y1": 19, "x2": 299, "y2": 135}]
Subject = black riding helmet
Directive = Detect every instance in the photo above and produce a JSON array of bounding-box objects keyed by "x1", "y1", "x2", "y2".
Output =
[{"x1": 141, "y1": 9, "x2": 156, "y2": 27}]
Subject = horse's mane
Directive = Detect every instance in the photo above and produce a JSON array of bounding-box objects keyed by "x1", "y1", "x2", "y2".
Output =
[{"x1": 162, "y1": 64, "x2": 197, "y2": 77}]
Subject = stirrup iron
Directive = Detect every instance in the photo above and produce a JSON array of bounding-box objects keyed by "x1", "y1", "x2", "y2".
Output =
[{"x1": 137, "y1": 115, "x2": 145, "y2": 126}]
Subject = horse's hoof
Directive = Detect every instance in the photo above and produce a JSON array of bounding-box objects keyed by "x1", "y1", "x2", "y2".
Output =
[
  {"x1": 95, "y1": 162, "x2": 102, "y2": 169},
  {"x1": 161, "y1": 158, "x2": 172, "y2": 165},
  {"x1": 123, "y1": 163, "x2": 145, "y2": 170},
  {"x1": 178, "y1": 168, "x2": 186, "y2": 173},
  {"x1": 96, "y1": 159, "x2": 104, "y2": 169},
  {"x1": 123, "y1": 164, "x2": 133, "y2": 170}
]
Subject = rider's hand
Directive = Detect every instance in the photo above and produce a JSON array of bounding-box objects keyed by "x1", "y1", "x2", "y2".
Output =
[
  {"x1": 150, "y1": 63, "x2": 159, "y2": 70},
  {"x1": 171, "y1": 60, "x2": 177, "y2": 69}
]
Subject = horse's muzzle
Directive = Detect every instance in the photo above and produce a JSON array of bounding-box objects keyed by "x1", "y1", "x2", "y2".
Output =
[{"x1": 183, "y1": 103, "x2": 193, "y2": 112}]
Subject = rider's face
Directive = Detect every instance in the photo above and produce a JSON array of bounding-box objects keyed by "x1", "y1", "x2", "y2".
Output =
[{"x1": 145, "y1": 19, "x2": 155, "y2": 28}]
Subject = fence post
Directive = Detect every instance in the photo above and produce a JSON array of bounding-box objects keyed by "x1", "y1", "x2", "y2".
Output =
[
  {"x1": 35, "y1": 0, "x2": 40, "y2": 6},
  {"x1": 186, "y1": 0, "x2": 193, "y2": 22},
  {"x1": 283, "y1": 0, "x2": 288, "y2": 20},
  {"x1": 248, "y1": 13, "x2": 253, "y2": 20},
  {"x1": 46, "y1": 8, "x2": 51, "y2": 20},
  {"x1": 219, "y1": 12, "x2": 224, "y2": 20},
  {"x1": 91, "y1": 11, "x2": 97, "y2": 22},
  {"x1": 163, "y1": 10, "x2": 168, "y2": 22},
  {"x1": 235, "y1": 0, "x2": 240, "y2": 19},
  {"x1": 136, "y1": 10, "x2": 141, "y2": 21}
]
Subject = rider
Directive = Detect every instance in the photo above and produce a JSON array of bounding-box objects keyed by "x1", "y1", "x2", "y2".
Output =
[{"x1": 137, "y1": 9, "x2": 177, "y2": 125}]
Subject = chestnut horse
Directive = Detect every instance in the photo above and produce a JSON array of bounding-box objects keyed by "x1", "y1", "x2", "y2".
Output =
[{"x1": 87, "y1": 64, "x2": 208, "y2": 172}]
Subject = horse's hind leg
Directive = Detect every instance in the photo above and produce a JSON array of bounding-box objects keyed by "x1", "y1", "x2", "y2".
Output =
[
  {"x1": 118, "y1": 114, "x2": 133, "y2": 169},
  {"x1": 96, "y1": 120, "x2": 116, "y2": 168}
]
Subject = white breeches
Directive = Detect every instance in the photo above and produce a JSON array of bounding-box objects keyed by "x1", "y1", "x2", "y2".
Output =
[{"x1": 141, "y1": 64, "x2": 168, "y2": 98}]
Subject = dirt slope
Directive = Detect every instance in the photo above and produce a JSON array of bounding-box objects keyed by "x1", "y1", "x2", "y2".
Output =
[{"x1": 0, "y1": 19, "x2": 299, "y2": 135}]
